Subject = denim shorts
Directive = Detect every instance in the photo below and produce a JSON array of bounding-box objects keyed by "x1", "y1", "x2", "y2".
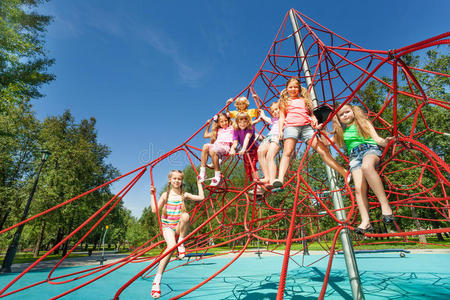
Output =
[
  {"x1": 283, "y1": 125, "x2": 315, "y2": 142},
  {"x1": 262, "y1": 134, "x2": 282, "y2": 146},
  {"x1": 349, "y1": 143, "x2": 382, "y2": 171}
]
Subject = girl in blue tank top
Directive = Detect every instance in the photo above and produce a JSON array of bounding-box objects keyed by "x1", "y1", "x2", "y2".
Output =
[{"x1": 321, "y1": 104, "x2": 394, "y2": 234}]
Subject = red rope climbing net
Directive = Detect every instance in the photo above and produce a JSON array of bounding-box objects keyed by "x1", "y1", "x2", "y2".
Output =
[{"x1": 1, "y1": 9, "x2": 449, "y2": 300}]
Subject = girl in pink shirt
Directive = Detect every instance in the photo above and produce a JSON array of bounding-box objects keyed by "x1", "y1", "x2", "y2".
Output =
[
  {"x1": 273, "y1": 78, "x2": 347, "y2": 189},
  {"x1": 198, "y1": 113, "x2": 234, "y2": 186}
]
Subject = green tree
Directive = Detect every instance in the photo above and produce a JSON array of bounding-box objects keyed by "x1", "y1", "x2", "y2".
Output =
[{"x1": 0, "y1": 0, "x2": 55, "y2": 112}]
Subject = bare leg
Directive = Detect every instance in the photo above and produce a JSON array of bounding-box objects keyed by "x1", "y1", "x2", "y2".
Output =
[
  {"x1": 176, "y1": 213, "x2": 190, "y2": 240},
  {"x1": 310, "y1": 137, "x2": 347, "y2": 178},
  {"x1": 258, "y1": 142, "x2": 270, "y2": 182},
  {"x1": 266, "y1": 142, "x2": 280, "y2": 184},
  {"x1": 201, "y1": 144, "x2": 210, "y2": 167},
  {"x1": 352, "y1": 168, "x2": 371, "y2": 229},
  {"x1": 156, "y1": 228, "x2": 177, "y2": 275},
  {"x1": 209, "y1": 149, "x2": 220, "y2": 171},
  {"x1": 275, "y1": 138, "x2": 296, "y2": 184},
  {"x1": 361, "y1": 155, "x2": 393, "y2": 216}
]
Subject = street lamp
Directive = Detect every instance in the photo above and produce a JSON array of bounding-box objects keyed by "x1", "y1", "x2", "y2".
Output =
[{"x1": 1, "y1": 150, "x2": 51, "y2": 273}]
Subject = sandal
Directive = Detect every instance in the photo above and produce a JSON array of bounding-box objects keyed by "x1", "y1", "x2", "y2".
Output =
[
  {"x1": 354, "y1": 224, "x2": 373, "y2": 235},
  {"x1": 382, "y1": 214, "x2": 395, "y2": 224},
  {"x1": 178, "y1": 244, "x2": 186, "y2": 259},
  {"x1": 151, "y1": 282, "x2": 161, "y2": 299}
]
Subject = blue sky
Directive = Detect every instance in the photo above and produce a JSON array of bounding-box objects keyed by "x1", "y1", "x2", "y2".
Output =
[{"x1": 33, "y1": 0, "x2": 449, "y2": 217}]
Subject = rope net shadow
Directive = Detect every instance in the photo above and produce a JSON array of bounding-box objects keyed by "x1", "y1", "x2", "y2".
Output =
[{"x1": 1, "y1": 9, "x2": 449, "y2": 300}]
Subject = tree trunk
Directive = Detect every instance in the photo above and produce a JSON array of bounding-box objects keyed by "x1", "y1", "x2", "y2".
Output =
[
  {"x1": 410, "y1": 206, "x2": 427, "y2": 243},
  {"x1": 53, "y1": 227, "x2": 64, "y2": 254},
  {"x1": 33, "y1": 221, "x2": 46, "y2": 258},
  {"x1": 431, "y1": 221, "x2": 444, "y2": 241},
  {"x1": 0, "y1": 211, "x2": 9, "y2": 231}
]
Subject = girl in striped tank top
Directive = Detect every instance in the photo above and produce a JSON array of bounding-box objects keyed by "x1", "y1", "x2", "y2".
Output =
[{"x1": 150, "y1": 170, "x2": 205, "y2": 298}]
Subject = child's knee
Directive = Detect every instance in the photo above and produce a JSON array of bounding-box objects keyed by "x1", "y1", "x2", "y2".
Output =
[
  {"x1": 180, "y1": 212, "x2": 190, "y2": 223},
  {"x1": 361, "y1": 163, "x2": 375, "y2": 174},
  {"x1": 202, "y1": 144, "x2": 210, "y2": 151}
]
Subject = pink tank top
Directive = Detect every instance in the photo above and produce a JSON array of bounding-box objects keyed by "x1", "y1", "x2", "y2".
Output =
[
  {"x1": 284, "y1": 98, "x2": 311, "y2": 127},
  {"x1": 215, "y1": 125, "x2": 234, "y2": 145}
]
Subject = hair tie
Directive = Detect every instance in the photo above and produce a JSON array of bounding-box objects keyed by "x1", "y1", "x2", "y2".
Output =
[
  {"x1": 213, "y1": 115, "x2": 218, "y2": 122},
  {"x1": 226, "y1": 112, "x2": 230, "y2": 118}
]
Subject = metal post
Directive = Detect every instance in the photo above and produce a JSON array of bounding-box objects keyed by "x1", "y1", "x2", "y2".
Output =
[
  {"x1": 1, "y1": 150, "x2": 51, "y2": 273},
  {"x1": 100, "y1": 225, "x2": 109, "y2": 266},
  {"x1": 289, "y1": 9, "x2": 364, "y2": 300}
]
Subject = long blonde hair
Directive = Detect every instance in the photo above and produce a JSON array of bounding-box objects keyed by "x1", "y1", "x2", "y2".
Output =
[
  {"x1": 210, "y1": 113, "x2": 230, "y2": 143},
  {"x1": 278, "y1": 77, "x2": 313, "y2": 114},
  {"x1": 161, "y1": 170, "x2": 186, "y2": 217},
  {"x1": 332, "y1": 104, "x2": 372, "y2": 148}
]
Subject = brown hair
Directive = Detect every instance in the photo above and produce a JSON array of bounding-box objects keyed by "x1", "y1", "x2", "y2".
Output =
[
  {"x1": 332, "y1": 104, "x2": 372, "y2": 148},
  {"x1": 233, "y1": 112, "x2": 253, "y2": 130},
  {"x1": 278, "y1": 77, "x2": 313, "y2": 114},
  {"x1": 161, "y1": 170, "x2": 186, "y2": 217}
]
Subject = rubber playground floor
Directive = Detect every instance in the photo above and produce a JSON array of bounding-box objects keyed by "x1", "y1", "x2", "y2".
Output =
[{"x1": 1, "y1": 252, "x2": 449, "y2": 299}]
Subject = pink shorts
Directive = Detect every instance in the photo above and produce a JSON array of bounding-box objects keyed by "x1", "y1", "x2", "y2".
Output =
[{"x1": 206, "y1": 142, "x2": 231, "y2": 157}]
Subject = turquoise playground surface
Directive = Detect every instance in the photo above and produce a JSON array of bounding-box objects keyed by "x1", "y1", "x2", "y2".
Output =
[{"x1": 1, "y1": 253, "x2": 449, "y2": 299}]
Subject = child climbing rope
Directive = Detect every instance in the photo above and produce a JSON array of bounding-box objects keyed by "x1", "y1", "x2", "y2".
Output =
[
  {"x1": 321, "y1": 103, "x2": 394, "y2": 234},
  {"x1": 229, "y1": 112, "x2": 261, "y2": 194},
  {"x1": 198, "y1": 113, "x2": 234, "y2": 186},
  {"x1": 150, "y1": 170, "x2": 205, "y2": 298},
  {"x1": 272, "y1": 77, "x2": 347, "y2": 189},
  {"x1": 255, "y1": 101, "x2": 282, "y2": 189}
]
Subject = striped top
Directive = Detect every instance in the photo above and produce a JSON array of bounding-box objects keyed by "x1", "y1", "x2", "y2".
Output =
[{"x1": 161, "y1": 192, "x2": 184, "y2": 229}]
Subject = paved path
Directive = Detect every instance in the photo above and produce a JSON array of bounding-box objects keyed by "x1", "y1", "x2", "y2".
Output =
[{"x1": 9, "y1": 251, "x2": 129, "y2": 273}]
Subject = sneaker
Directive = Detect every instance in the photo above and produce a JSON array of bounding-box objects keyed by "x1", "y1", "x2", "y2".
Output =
[
  {"x1": 249, "y1": 186, "x2": 263, "y2": 195},
  {"x1": 210, "y1": 177, "x2": 221, "y2": 186},
  {"x1": 197, "y1": 174, "x2": 206, "y2": 183},
  {"x1": 272, "y1": 180, "x2": 283, "y2": 189}
]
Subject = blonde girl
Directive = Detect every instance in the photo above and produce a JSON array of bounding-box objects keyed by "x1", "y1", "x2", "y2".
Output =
[
  {"x1": 150, "y1": 170, "x2": 205, "y2": 298},
  {"x1": 326, "y1": 104, "x2": 394, "y2": 233},
  {"x1": 229, "y1": 112, "x2": 260, "y2": 192},
  {"x1": 199, "y1": 112, "x2": 234, "y2": 186},
  {"x1": 273, "y1": 77, "x2": 347, "y2": 189},
  {"x1": 226, "y1": 96, "x2": 260, "y2": 120},
  {"x1": 257, "y1": 102, "x2": 281, "y2": 187}
]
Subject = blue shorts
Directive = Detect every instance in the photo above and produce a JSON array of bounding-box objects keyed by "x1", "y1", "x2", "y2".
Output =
[
  {"x1": 349, "y1": 143, "x2": 382, "y2": 171},
  {"x1": 283, "y1": 125, "x2": 315, "y2": 142},
  {"x1": 261, "y1": 134, "x2": 282, "y2": 147}
]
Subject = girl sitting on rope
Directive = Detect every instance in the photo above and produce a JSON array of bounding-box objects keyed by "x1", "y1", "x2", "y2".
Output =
[
  {"x1": 321, "y1": 103, "x2": 394, "y2": 234},
  {"x1": 229, "y1": 112, "x2": 261, "y2": 194},
  {"x1": 255, "y1": 101, "x2": 282, "y2": 189},
  {"x1": 150, "y1": 170, "x2": 205, "y2": 298},
  {"x1": 198, "y1": 112, "x2": 234, "y2": 186},
  {"x1": 272, "y1": 77, "x2": 347, "y2": 189}
]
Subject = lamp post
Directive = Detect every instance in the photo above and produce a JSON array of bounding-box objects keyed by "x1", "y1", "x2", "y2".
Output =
[{"x1": 1, "y1": 150, "x2": 51, "y2": 273}]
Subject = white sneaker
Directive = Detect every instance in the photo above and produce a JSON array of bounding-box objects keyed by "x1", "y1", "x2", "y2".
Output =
[
  {"x1": 248, "y1": 186, "x2": 263, "y2": 195},
  {"x1": 210, "y1": 177, "x2": 221, "y2": 186},
  {"x1": 197, "y1": 174, "x2": 206, "y2": 183}
]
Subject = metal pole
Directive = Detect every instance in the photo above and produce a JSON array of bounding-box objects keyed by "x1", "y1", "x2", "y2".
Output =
[
  {"x1": 100, "y1": 226, "x2": 109, "y2": 266},
  {"x1": 288, "y1": 9, "x2": 364, "y2": 300}
]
